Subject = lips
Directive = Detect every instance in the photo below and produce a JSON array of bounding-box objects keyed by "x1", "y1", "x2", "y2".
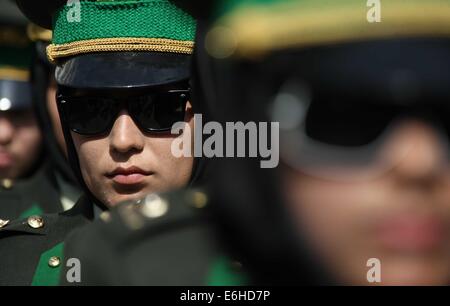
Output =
[
  {"x1": 106, "y1": 166, "x2": 153, "y2": 185},
  {"x1": 374, "y1": 214, "x2": 446, "y2": 252},
  {"x1": 0, "y1": 151, "x2": 12, "y2": 168}
]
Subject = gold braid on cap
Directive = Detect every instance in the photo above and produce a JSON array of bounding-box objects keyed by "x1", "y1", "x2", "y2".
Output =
[{"x1": 47, "y1": 37, "x2": 194, "y2": 63}]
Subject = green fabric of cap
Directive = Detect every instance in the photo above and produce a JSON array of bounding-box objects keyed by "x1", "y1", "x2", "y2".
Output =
[
  {"x1": 215, "y1": 0, "x2": 450, "y2": 17},
  {"x1": 206, "y1": 0, "x2": 450, "y2": 58},
  {"x1": 0, "y1": 25, "x2": 32, "y2": 81},
  {"x1": 0, "y1": 45, "x2": 32, "y2": 70},
  {"x1": 0, "y1": 25, "x2": 32, "y2": 69},
  {"x1": 52, "y1": 0, "x2": 196, "y2": 45}
]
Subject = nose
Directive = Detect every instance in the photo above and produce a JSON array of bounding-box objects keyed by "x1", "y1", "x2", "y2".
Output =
[
  {"x1": 0, "y1": 115, "x2": 14, "y2": 146},
  {"x1": 382, "y1": 119, "x2": 448, "y2": 184},
  {"x1": 109, "y1": 110, "x2": 145, "y2": 155}
]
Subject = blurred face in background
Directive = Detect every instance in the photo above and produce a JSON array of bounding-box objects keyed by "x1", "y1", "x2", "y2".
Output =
[
  {"x1": 0, "y1": 109, "x2": 42, "y2": 179},
  {"x1": 283, "y1": 119, "x2": 450, "y2": 285},
  {"x1": 205, "y1": 0, "x2": 450, "y2": 287}
]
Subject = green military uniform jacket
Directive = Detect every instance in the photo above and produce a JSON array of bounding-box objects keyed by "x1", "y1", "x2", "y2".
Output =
[
  {"x1": 0, "y1": 163, "x2": 62, "y2": 221},
  {"x1": 60, "y1": 190, "x2": 248, "y2": 286},
  {"x1": 0, "y1": 195, "x2": 93, "y2": 286}
]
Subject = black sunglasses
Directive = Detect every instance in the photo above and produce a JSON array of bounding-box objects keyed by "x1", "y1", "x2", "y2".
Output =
[
  {"x1": 303, "y1": 93, "x2": 450, "y2": 147},
  {"x1": 57, "y1": 87, "x2": 190, "y2": 136}
]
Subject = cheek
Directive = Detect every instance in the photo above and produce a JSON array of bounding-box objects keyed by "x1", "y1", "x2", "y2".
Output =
[
  {"x1": 71, "y1": 134, "x2": 107, "y2": 184},
  {"x1": 144, "y1": 114, "x2": 195, "y2": 189},
  {"x1": 285, "y1": 174, "x2": 355, "y2": 225},
  {"x1": 187, "y1": 114, "x2": 195, "y2": 148},
  {"x1": 282, "y1": 171, "x2": 383, "y2": 282},
  {"x1": 5, "y1": 125, "x2": 42, "y2": 178},
  {"x1": 146, "y1": 137, "x2": 194, "y2": 189},
  {"x1": 282, "y1": 171, "x2": 375, "y2": 252},
  {"x1": 12, "y1": 125, "x2": 42, "y2": 156}
]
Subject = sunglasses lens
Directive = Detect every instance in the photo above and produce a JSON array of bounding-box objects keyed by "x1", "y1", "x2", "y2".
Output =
[
  {"x1": 130, "y1": 91, "x2": 187, "y2": 132},
  {"x1": 64, "y1": 97, "x2": 115, "y2": 135},
  {"x1": 59, "y1": 86, "x2": 189, "y2": 135},
  {"x1": 305, "y1": 94, "x2": 397, "y2": 146}
]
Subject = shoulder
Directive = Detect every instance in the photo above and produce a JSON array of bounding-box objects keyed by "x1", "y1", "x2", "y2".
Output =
[
  {"x1": 68, "y1": 188, "x2": 211, "y2": 244},
  {"x1": 0, "y1": 194, "x2": 89, "y2": 240},
  {"x1": 62, "y1": 189, "x2": 248, "y2": 285},
  {"x1": 0, "y1": 196, "x2": 92, "y2": 285},
  {"x1": 0, "y1": 164, "x2": 62, "y2": 220},
  {"x1": 0, "y1": 213, "x2": 65, "y2": 285}
]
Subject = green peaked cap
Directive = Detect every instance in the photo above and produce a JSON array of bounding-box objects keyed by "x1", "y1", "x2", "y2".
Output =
[
  {"x1": 0, "y1": 24, "x2": 32, "y2": 81},
  {"x1": 206, "y1": 0, "x2": 450, "y2": 58}
]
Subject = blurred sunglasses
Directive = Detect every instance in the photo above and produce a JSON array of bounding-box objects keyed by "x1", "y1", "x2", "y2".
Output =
[{"x1": 271, "y1": 79, "x2": 450, "y2": 180}]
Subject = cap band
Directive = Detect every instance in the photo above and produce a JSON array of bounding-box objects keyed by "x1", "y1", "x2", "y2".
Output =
[{"x1": 47, "y1": 37, "x2": 194, "y2": 62}]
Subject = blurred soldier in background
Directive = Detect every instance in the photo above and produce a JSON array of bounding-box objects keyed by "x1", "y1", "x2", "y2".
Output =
[
  {"x1": 202, "y1": 0, "x2": 450, "y2": 285},
  {"x1": 60, "y1": 0, "x2": 450, "y2": 286},
  {"x1": 0, "y1": 0, "x2": 62, "y2": 221},
  {"x1": 0, "y1": 0, "x2": 202, "y2": 285},
  {"x1": 0, "y1": 25, "x2": 40, "y2": 181}
]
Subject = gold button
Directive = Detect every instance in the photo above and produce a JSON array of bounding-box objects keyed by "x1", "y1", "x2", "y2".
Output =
[
  {"x1": 27, "y1": 215, "x2": 44, "y2": 229},
  {"x1": 141, "y1": 194, "x2": 169, "y2": 219},
  {"x1": 191, "y1": 191, "x2": 208, "y2": 209},
  {"x1": 1, "y1": 179, "x2": 13, "y2": 189},
  {"x1": 100, "y1": 211, "x2": 111, "y2": 223},
  {"x1": 0, "y1": 219, "x2": 9, "y2": 228},
  {"x1": 48, "y1": 256, "x2": 61, "y2": 268}
]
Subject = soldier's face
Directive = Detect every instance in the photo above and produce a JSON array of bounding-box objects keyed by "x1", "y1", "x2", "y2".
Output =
[
  {"x1": 71, "y1": 101, "x2": 195, "y2": 207},
  {"x1": 283, "y1": 120, "x2": 450, "y2": 285},
  {"x1": 0, "y1": 110, "x2": 42, "y2": 179}
]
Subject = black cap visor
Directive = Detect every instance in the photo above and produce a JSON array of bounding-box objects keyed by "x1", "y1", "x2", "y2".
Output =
[
  {"x1": 55, "y1": 51, "x2": 191, "y2": 89},
  {"x1": 0, "y1": 79, "x2": 32, "y2": 111}
]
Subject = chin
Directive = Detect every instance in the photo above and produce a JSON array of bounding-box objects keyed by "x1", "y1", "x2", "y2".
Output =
[{"x1": 108, "y1": 190, "x2": 151, "y2": 207}]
